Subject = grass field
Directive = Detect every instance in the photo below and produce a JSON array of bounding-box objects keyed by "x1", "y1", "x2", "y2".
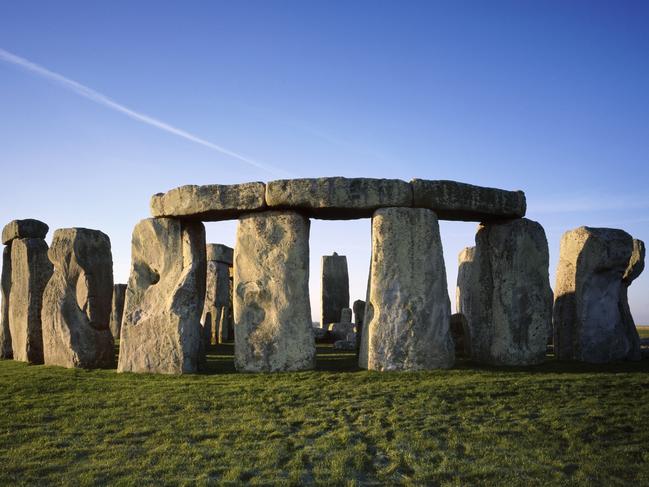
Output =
[
  {"x1": 1, "y1": 344, "x2": 648, "y2": 486},
  {"x1": 637, "y1": 325, "x2": 649, "y2": 338}
]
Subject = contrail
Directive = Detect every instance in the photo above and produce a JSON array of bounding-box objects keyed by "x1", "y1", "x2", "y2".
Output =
[{"x1": 0, "y1": 48, "x2": 290, "y2": 177}]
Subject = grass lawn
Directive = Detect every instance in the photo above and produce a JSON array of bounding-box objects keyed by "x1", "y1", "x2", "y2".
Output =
[
  {"x1": 637, "y1": 326, "x2": 649, "y2": 339},
  {"x1": 1, "y1": 344, "x2": 648, "y2": 486}
]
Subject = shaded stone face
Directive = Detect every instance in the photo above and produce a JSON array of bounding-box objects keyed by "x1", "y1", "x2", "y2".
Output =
[
  {"x1": 554, "y1": 227, "x2": 642, "y2": 363},
  {"x1": 234, "y1": 211, "x2": 315, "y2": 372},
  {"x1": 109, "y1": 284, "x2": 127, "y2": 339},
  {"x1": 2, "y1": 219, "x2": 49, "y2": 245},
  {"x1": 8, "y1": 238, "x2": 53, "y2": 363},
  {"x1": 450, "y1": 313, "x2": 471, "y2": 357},
  {"x1": 265, "y1": 178, "x2": 413, "y2": 219},
  {"x1": 118, "y1": 218, "x2": 206, "y2": 374},
  {"x1": 1, "y1": 246, "x2": 12, "y2": 358},
  {"x1": 41, "y1": 228, "x2": 115, "y2": 369},
  {"x1": 321, "y1": 253, "x2": 350, "y2": 328},
  {"x1": 411, "y1": 180, "x2": 526, "y2": 221},
  {"x1": 359, "y1": 207, "x2": 454, "y2": 371},
  {"x1": 202, "y1": 259, "x2": 232, "y2": 344},
  {"x1": 459, "y1": 218, "x2": 552, "y2": 366},
  {"x1": 206, "y1": 243, "x2": 233, "y2": 265},
  {"x1": 150, "y1": 183, "x2": 266, "y2": 221},
  {"x1": 352, "y1": 299, "x2": 365, "y2": 326}
]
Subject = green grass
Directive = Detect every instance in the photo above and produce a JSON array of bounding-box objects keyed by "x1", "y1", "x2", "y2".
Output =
[
  {"x1": 637, "y1": 326, "x2": 649, "y2": 338},
  {"x1": 1, "y1": 345, "x2": 648, "y2": 486}
]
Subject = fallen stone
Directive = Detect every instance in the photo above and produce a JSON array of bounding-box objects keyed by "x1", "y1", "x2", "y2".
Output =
[
  {"x1": 42, "y1": 228, "x2": 115, "y2": 369},
  {"x1": 118, "y1": 218, "x2": 206, "y2": 374},
  {"x1": 234, "y1": 211, "x2": 316, "y2": 372},
  {"x1": 2, "y1": 219, "x2": 49, "y2": 245},
  {"x1": 321, "y1": 252, "x2": 350, "y2": 329},
  {"x1": 9, "y1": 237, "x2": 53, "y2": 363},
  {"x1": 333, "y1": 340, "x2": 356, "y2": 351},
  {"x1": 459, "y1": 218, "x2": 552, "y2": 366},
  {"x1": 411, "y1": 179, "x2": 526, "y2": 221},
  {"x1": 265, "y1": 177, "x2": 412, "y2": 219},
  {"x1": 359, "y1": 207, "x2": 454, "y2": 371},
  {"x1": 206, "y1": 243, "x2": 234, "y2": 265},
  {"x1": 328, "y1": 321, "x2": 355, "y2": 341},
  {"x1": 353, "y1": 299, "x2": 365, "y2": 325},
  {"x1": 553, "y1": 227, "x2": 640, "y2": 363},
  {"x1": 0, "y1": 246, "x2": 12, "y2": 358},
  {"x1": 109, "y1": 284, "x2": 127, "y2": 339},
  {"x1": 150, "y1": 182, "x2": 266, "y2": 221}
]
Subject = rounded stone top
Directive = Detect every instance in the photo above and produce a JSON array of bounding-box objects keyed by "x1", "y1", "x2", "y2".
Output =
[
  {"x1": 207, "y1": 243, "x2": 233, "y2": 264},
  {"x1": 2, "y1": 219, "x2": 49, "y2": 245}
]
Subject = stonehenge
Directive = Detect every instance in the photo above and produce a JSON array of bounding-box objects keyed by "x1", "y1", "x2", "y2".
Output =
[
  {"x1": 321, "y1": 252, "x2": 350, "y2": 328},
  {"x1": 1, "y1": 176, "x2": 646, "y2": 373},
  {"x1": 233, "y1": 211, "x2": 315, "y2": 372},
  {"x1": 457, "y1": 218, "x2": 553, "y2": 366},
  {"x1": 41, "y1": 228, "x2": 115, "y2": 369},
  {"x1": 359, "y1": 207, "x2": 454, "y2": 371},
  {"x1": 109, "y1": 284, "x2": 127, "y2": 339},
  {"x1": 553, "y1": 227, "x2": 643, "y2": 363},
  {"x1": 5, "y1": 220, "x2": 53, "y2": 363},
  {"x1": 118, "y1": 218, "x2": 206, "y2": 374},
  {"x1": 202, "y1": 244, "x2": 233, "y2": 344}
]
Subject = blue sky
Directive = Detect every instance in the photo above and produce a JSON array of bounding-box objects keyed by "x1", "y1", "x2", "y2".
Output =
[{"x1": 1, "y1": 1, "x2": 647, "y2": 323}]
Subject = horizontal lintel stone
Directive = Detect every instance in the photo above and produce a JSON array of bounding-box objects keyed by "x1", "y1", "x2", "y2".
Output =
[
  {"x1": 2, "y1": 219, "x2": 49, "y2": 245},
  {"x1": 411, "y1": 179, "x2": 526, "y2": 221},
  {"x1": 265, "y1": 177, "x2": 413, "y2": 219},
  {"x1": 150, "y1": 183, "x2": 266, "y2": 221}
]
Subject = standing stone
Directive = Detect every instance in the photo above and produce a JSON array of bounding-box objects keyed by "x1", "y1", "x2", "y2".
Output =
[
  {"x1": 340, "y1": 307, "x2": 352, "y2": 323},
  {"x1": 8, "y1": 236, "x2": 53, "y2": 363},
  {"x1": 118, "y1": 218, "x2": 206, "y2": 374},
  {"x1": 109, "y1": 284, "x2": 127, "y2": 339},
  {"x1": 553, "y1": 227, "x2": 642, "y2": 363},
  {"x1": 234, "y1": 211, "x2": 315, "y2": 372},
  {"x1": 359, "y1": 207, "x2": 454, "y2": 371},
  {"x1": 0, "y1": 246, "x2": 12, "y2": 358},
  {"x1": 41, "y1": 228, "x2": 115, "y2": 369},
  {"x1": 450, "y1": 313, "x2": 471, "y2": 357},
  {"x1": 202, "y1": 244, "x2": 233, "y2": 344},
  {"x1": 321, "y1": 253, "x2": 350, "y2": 329},
  {"x1": 458, "y1": 219, "x2": 552, "y2": 366},
  {"x1": 353, "y1": 299, "x2": 365, "y2": 325}
]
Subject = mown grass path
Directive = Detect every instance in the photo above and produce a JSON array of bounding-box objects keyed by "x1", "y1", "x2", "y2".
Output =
[{"x1": 1, "y1": 344, "x2": 648, "y2": 486}]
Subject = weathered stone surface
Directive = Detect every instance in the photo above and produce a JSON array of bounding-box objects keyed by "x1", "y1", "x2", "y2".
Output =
[
  {"x1": 459, "y1": 218, "x2": 552, "y2": 366},
  {"x1": 450, "y1": 313, "x2": 471, "y2": 357},
  {"x1": 234, "y1": 211, "x2": 315, "y2": 372},
  {"x1": 9, "y1": 238, "x2": 53, "y2": 363},
  {"x1": 333, "y1": 340, "x2": 356, "y2": 351},
  {"x1": 554, "y1": 227, "x2": 641, "y2": 363},
  {"x1": 1, "y1": 246, "x2": 12, "y2": 358},
  {"x1": 109, "y1": 284, "x2": 127, "y2": 339},
  {"x1": 118, "y1": 218, "x2": 206, "y2": 374},
  {"x1": 340, "y1": 307, "x2": 352, "y2": 323},
  {"x1": 202, "y1": 256, "x2": 232, "y2": 344},
  {"x1": 411, "y1": 179, "x2": 526, "y2": 222},
  {"x1": 266, "y1": 177, "x2": 412, "y2": 219},
  {"x1": 2, "y1": 219, "x2": 49, "y2": 245},
  {"x1": 329, "y1": 322, "x2": 355, "y2": 341},
  {"x1": 353, "y1": 299, "x2": 365, "y2": 325},
  {"x1": 42, "y1": 228, "x2": 115, "y2": 369},
  {"x1": 206, "y1": 243, "x2": 234, "y2": 265},
  {"x1": 313, "y1": 327, "x2": 328, "y2": 341},
  {"x1": 150, "y1": 182, "x2": 266, "y2": 221},
  {"x1": 321, "y1": 252, "x2": 350, "y2": 328},
  {"x1": 359, "y1": 207, "x2": 454, "y2": 371}
]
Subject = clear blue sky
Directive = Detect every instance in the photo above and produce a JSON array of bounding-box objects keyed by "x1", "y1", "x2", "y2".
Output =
[{"x1": 1, "y1": 1, "x2": 647, "y2": 323}]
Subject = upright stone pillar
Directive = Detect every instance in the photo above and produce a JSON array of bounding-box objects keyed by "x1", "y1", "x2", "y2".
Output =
[
  {"x1": 321, "y1": 252, "x2": 349, "y2": 328},
  {"x1": 553, "y1": 227, "x2": 642, "y2": 363},
  {"x1": 234, "y1": 211, "x2": 315, "y2": 372},
  {"x1": 202, "y1": 244, "x2": 233, "y2": 344},
  {"x1": 359, "y1": 207, "x2": 454, "y2": 371},
  {"x1": 109, "y1": 284, "x2": 127, "y2": 339},
  {"x1": 1, "y1": 246, "x2": 12, "y2": 358},
  {"x1": 42, "y1": 228, "x2": 115, "y2": 368},
  {"x1": 458, "y1": 218, "x2": 552, "y2": 366},
  {"x1": 3, "y1": 219, "x2": 52, "y2": 364},
  {"x1": 118, "y1": 218, "x2": 206, "y2": 374}
]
